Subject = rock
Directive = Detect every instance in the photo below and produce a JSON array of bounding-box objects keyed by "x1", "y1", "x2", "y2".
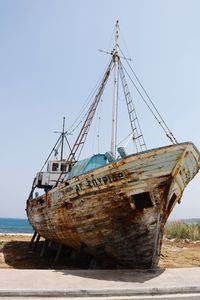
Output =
[{"x1": 185, "y1": 239, "x2": 190, "y2": 243}]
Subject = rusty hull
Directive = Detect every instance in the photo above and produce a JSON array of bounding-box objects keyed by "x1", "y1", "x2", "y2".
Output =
[{"x1": 26, "y1": 142, "x2": 200, "y2": 268}]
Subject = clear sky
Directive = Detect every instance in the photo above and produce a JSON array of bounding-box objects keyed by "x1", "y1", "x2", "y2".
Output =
[{"x1": 0, "y1": 0, "x2": 200, "y2": 219}]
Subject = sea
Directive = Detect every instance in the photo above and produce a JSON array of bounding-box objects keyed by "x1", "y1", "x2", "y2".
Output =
[{"x1": 0, "y1": 218, "x2": 33, "y2": 234}]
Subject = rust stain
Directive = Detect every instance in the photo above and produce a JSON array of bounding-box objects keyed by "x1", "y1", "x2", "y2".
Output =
[{"x1": 27, "y1": 142, "x2": 200, "y2": 269}]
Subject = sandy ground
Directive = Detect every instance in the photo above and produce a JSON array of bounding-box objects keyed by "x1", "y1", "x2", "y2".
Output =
[
  {"x1": 0, "y1": 234, "x2": 200, "y2": 269},
  {"x1": 160, "y1": 238, "x2": 200, "y2": 268}
]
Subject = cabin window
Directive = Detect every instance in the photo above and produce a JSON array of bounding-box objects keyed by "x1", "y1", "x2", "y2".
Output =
[
  {"x1": 52, "y1": 163, "x2": 59, "y2": 171},
  {"x1": 60, "y1": 163, "x2": 66, "y2": 172},
  {"x1": 131, "y1": 192, "x2": 153, "y2": 209}
]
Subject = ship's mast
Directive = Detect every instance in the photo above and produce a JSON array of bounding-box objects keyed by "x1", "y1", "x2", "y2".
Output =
[
  {"x1": 111, "y1": 20, "x2": 119, "y2": 158},
  {"x1": 53, "y1": 116, "x2": 72, "y2": 161}
]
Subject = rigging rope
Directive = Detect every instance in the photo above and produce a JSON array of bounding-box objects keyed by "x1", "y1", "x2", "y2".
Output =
[
  {"x1": 117, "y1": 131, "x2": 134, "y2": 146},
  {"x1": 97, "y1": 98, "x2": 103, "y2": 153},
  {"x1": 119, "y1": 46, "x2": 178, "y2": 144},
  {"x1": 117, "y1": 26, "x2": 132, "y2": 62},
  {"x1": 67, "y1": 58, "x2": 113, "y2": 163},
  {"x1": 118, "y1": 59, "x2": 147, "y2": 152},
  {"x1": 106, "y1": 27, "x2": 116, "y2": 53},
  {"x1": 90, "y1": 97, "x2": 103, "y2": 155},
  {"x1": 120, "y1": 58, "x2": 177, "y2": 145},
  {"x1": 40, "y1": 135, "x2": 61, "y2": 172},
  {"x1": 66, "y1": 60, "x2": 114, "y2": 136}
]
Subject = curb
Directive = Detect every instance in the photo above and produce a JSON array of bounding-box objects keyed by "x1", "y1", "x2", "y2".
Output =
[{"x1": 0, "y1": 286, "x2": 200, "y2": 297}]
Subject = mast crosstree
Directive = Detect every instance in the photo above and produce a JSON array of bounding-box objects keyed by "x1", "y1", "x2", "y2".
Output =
[
  {"x1": 67, "y1": 20, "x2": 147, "y2": 162},
  {"x1": 29, "y1": 21, "x2": 179, "y2": 194},
  {"x1": 65, "y1": 20, "x2": 177, "y2": 163}
]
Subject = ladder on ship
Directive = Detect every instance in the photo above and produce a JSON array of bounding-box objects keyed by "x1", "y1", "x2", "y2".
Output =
[
  {"x1": 119, "y1": 60, "x2": 147, "y2": 152},
  {"x1": 66, "y1": 22, "x2": 147, "y2": 163}
]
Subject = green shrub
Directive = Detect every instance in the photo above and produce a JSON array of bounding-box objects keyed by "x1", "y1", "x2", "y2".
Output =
[{"x1": 164, "y1": 221, "x2": 200, "y2": 241}]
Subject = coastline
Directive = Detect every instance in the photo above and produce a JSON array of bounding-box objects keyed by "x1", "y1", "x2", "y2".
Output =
[
  {"x1": 0, "y1": 217, "x2": 33, "y2": 236},
  {"x1": 0, "y1": 233, "x2": 32, "y2": 236}
]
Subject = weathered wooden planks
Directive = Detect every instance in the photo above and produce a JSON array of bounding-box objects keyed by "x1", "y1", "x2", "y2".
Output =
[{"x1": 26, "y1": 142, "x2": 200, "y2": 268}]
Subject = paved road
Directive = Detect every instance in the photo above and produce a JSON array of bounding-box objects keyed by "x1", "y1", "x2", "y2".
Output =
[
  {"x1": 0, "y1": 296, "x2": 200, "y2": 300},
  {"x1": 0, "y1": 296, "x2": 200, "y2": 299},
  {"x1": 0, "y1": 268, "x2": 200, "y2": 298}
]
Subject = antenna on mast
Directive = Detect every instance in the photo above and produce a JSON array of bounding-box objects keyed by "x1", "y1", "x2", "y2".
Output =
[
  {"x1": 61, "y1": 117, "x2": 65, "y2": 160},
  {"x1": 53, "y1": 117, "x2": 73, "y2": 161},
  {"x1": 115, "y1": 20, "x2": 119, "y2": 52}
]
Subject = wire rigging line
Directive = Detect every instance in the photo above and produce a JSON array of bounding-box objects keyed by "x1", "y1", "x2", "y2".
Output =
[
  {"x1": 119, "y1": 59, "x2": 146, "y2": 152},
  {"x1": 66, "y1": 84, "x2": 100, "y2": 135},
  {"x1": 90, "y1": 97, "x2": 103, "y2": 155},
  {"x1": 119, "y1": 46, "x2": 178, "y2": 144},
  {"x1": 97, "y1": 97, "x2": 103, "y2": 153},
  {"x1": 67, "y1": 57, "x2": 113, "y2": 163},
  {"x1": 66, "y1": 59, "x2": 114, "y2": 135},
  {"x1": 117, "y1": 26, "x2": 132, "y2": 62},
  {"x1": 117, "y1": 131, "x2": 134, "y2": 146},
  {"x1": 120, "y1": 59, "x2": 177, "y2": 145},
  {"x1": 40, "y1": 135, "x2": 61, "y2": 172},
  {"x1": 106, "y1": 27, "x2": 116, "y2": 53},
  {"x1": 64, "y1": 136, "x2": 72, "y2": 152},
  {"x1": 115, "y1": 59, "x2": 120, "y2": 149},
  {"x1": 55, "y1": 139, "x2": 62, "y2": 158}
]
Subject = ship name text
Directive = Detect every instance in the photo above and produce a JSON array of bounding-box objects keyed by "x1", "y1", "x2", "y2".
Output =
[{"x1": 75, "y1": 172, "x2": 125, "y2": 192}]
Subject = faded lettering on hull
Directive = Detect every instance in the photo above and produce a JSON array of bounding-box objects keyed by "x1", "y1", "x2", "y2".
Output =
[{"x1": 75, "y1": 172, "x2": 125, "y2": 192}]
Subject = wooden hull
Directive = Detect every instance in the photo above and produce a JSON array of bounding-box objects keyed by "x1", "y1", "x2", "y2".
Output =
[{"x1": 26, "y1": 142, "x2": 200, "y2": 268}]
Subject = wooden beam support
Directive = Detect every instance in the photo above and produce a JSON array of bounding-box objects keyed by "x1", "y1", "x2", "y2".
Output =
[
  {"x1": 28, "y1": 231, "x2": 37, "y2": 249},
  {"x1": 33, "y1": 233, "x2": 41, "y2": 252},
  {"x1": 40, "y1": 239, "x2": 49, "y2": 257},
  {"x1": 54, "y1": 243, "x2": 63, "y2": 265}
]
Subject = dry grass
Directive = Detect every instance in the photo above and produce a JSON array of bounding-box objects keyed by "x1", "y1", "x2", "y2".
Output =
[{"x1": 164, "y1": 221, "x2": 200, "y2": 241}]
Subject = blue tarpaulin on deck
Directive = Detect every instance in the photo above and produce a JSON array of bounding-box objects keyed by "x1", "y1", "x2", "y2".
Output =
[{"x1": 69, "y1": 154, "x2": 107, "y2": 177}]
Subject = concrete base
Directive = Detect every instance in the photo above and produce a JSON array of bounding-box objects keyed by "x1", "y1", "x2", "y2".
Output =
[{"x1": 0, "y1": 268, "x2": 200, "y2": 298}]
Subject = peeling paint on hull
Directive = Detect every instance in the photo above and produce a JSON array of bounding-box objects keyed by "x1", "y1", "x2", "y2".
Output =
[{"x1": 26, "y1": 142, "x2": 200, "y2": 268}]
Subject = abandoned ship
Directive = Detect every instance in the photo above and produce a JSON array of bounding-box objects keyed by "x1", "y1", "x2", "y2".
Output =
[{"x1": 26, "y1": 22, "x2": 200, "y2": 268}]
